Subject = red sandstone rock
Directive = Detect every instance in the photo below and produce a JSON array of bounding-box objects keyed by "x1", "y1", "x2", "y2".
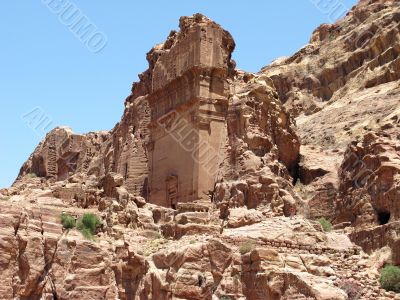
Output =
[
  {"x1": 336, "y1": 131, "x2": 400, "y2": 227},
  {"x1": 4, "y1": 1, "x2": 400, "y2": 298},
  {"x1": 262, "y1": 0, "x2": 400, "y2": 119}
]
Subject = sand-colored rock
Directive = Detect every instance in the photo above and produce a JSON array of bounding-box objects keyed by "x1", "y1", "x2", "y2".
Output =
[
  {"x1": 4, "y1": 1, "x2": 400, "y2": 299},
  {"x1": 335, "y1": 131, "x2": 400, "y2": 228}
]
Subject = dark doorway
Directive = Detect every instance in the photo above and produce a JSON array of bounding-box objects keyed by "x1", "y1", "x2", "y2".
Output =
[
  {"x1": 166, "y1": 175, "x2": 178, "y2": 209},
  {"x1": 378, "y1": 211, "x2": 391, "y2": 225},
  {"x1": 124, "y1": 163, "x2": 129, "y2": 180}
]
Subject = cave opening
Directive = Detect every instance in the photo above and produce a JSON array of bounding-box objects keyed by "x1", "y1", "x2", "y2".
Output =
[
  {"x1": 377, "y1": 211, "x2": 391, "y2": 225},
  {"x1": 198, "y1": 275, "x2": 204, "y2": 287}
]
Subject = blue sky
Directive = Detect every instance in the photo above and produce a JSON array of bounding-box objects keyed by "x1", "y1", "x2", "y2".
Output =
[{"x1": 0, "y1": 0, "x2": 357, "y2": 188}]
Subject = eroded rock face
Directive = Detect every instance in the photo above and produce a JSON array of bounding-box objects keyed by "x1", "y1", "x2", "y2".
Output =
[
  {"x1": 6, "y1": 1, "x2": 400, "y2": 299},
  {"x1": 262, "y1": 0, "x2": 400, "y2": 119},
  {"x1": 3, "y1": 183, "x2": 372, "y2": 300},
  {"x1": 18, "y1": 127, "x2": 110, "y2": 182},
  {"x1": 213, "y1": 73, "x2": 303, "y2": 218},
  {"x1": 0, "y1": 197, "x2": 120, "y2": 299},
  {"x1": 296, "y1": 145, "x2": 342, "y2": 220},
  {"x1": 105, "y1": 96, "x2": 151, "y2": 199},
  {"x1": 227, "y1": 73, "x2": 300, "y2": 175},
  {"x1": 335, "y1": 131, "x2": 400, "y2": 228},
  {"x1": 262, "y1": 2, "x2": 400, "y2": 227},
  {"x1": 273, "y1": 0, "x2": 400, "y2": 271}
]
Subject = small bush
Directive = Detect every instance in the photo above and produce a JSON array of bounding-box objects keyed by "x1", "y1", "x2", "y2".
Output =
[
  {"x1": 380, "y1": 265, "x2": 400, "y2": 293},
  {"x1": 26, "y1": 173, "x2": 38, "y2": 178},
  {"x1": 80, "y1": 227, "x2": 95, "y2": 240},
  {"x1": 239, "y1": 241, "x2": 254, "y2": 255},
  {"x1": 77, "y1": 213, "x2": 101, "y2": 240},
  {"x1": 219, "y1": 296, "x2": 231, "y2": 300},
  {"x1": 318, "y1": 217, "x2": 332, "y2": 232},
  {"x1": 60, "y1": 213, "x2": 76, "y2": 230}
]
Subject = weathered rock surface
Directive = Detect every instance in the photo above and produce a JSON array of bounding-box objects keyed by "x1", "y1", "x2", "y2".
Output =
[
  {"x1": 18, "y1": 127, "x2": 110, "y2": 182},
  {"x1": 269, "y1": 1, "x2": 400, "y2": 296},
  {"x1": 262, "y1": 0, "x2": 400, "y2": 119},
  {"x1": 336, "y1": 131, "x2": 400, "y2": 227},
  {"x1": 296, "y1": 145, "x2": 342, "y2": 220},
  {"x1": 213, "y1": 72, "x2": 304, "y2": 220},
  {"x1": 4, "y1": 1, "x2": 400, "y2": 299}
]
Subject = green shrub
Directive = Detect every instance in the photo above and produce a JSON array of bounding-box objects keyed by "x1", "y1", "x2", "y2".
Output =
[
  {"x1": 239, "y1": 241, "x2": 254, "y2": 255},
  {"x1": 79, "y1": 227, "x2": 95, "y2": 240},
  {"x1": 77, "y1": 213, "x2": 101, "y2": 240},
  {"x1": 219, "y1": 296, "x2": 231, "y2": 300},
  {"x1": 380, "y1": 265, "x2": 400, "y2": 293},
  {"x1": 317, "y1": 217, "x2": 332, "y2": 232},
  {"x1": 26, "y1": 173, "x2": 37, "y2": 178},
  {"x1": 60, "y1": 213, "x2": 76, "y2": 230}
]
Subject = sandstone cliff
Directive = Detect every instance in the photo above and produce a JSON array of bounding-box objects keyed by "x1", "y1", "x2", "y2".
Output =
[
  {"x1": 3, "y1": 1, "x2": 400, "y2": 299},
  {"x1": 267, "y1": 0, "x2": 400, "y2": 262}
]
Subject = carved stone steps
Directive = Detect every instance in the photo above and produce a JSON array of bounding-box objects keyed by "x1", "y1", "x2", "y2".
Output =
[{"x1": 46, "y1": 134, "x2": 58, "y2": 179}]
